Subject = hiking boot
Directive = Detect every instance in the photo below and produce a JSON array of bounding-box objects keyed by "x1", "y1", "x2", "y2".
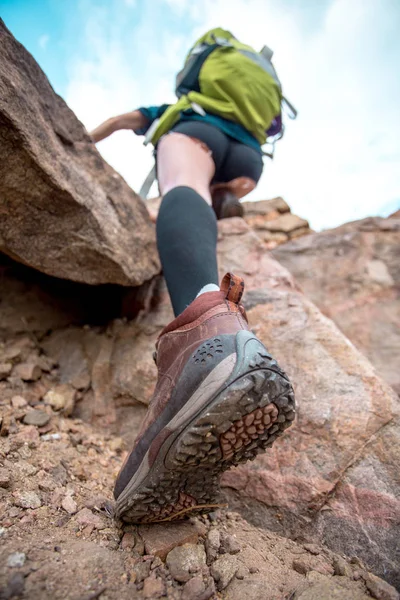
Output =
[
  {"x1": 212, "y1": 190, "x2": 244, "y2": 220},
  {"x1": 114, "y1": 273, "x2": 295, "y2": 523}
]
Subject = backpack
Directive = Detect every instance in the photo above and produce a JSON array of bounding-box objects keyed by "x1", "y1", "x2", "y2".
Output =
[{"x1": 139, "y1": 28, "x2": 297, "y2": 198}]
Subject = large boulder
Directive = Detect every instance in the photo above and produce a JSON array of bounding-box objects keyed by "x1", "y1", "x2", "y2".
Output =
[
  {"x1": 272, "y1": 215, "x2": 400, "y2": 395},
  {"x1": 0, "y1": 20, "x2": 159, "y2": 285}
]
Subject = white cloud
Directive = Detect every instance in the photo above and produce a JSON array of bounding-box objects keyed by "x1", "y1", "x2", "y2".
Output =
[
  {"x1": 38, "y1": 34, "x2": 50, "y2": 50},
  {"x1": 65, "y1": 0, "x2": 400, "y2": 229}
]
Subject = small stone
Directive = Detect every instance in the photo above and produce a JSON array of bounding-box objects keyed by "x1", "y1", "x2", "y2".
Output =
[
  {"x1": 44, "y1": 384, "x2": 76, "y2": 416},
  {"x1": 292, "y1": 559, "x2": 311, "y2": 575},
  {"x1": 75, "y1": 508, "x2": 105, "y2": 530},
  {"x1": 364, "y1": 572, "x2": 399, "y2": 600},
  {"x1": 70, "y1": 371, "x2": 91, "y2": 390},
  {"x1": 121, "y1": 532, "x2": 136, "y2": 550},
  {"x1": 151, "y1": 556, "x2": 163, "y2": 570},
  {"x1": 132, "y1": 559, "x2": 151, "y2": 583},
  {"x1": 37, "y1": 471, "x2": 56, "y2": 492},
  {"x1": 0, "y1": 467, "x2": 11, "y2": 488},
  {"x1": 210, "y1": 554, "x2": 238, "y2": 591},
  {"x1": 139, "y1": 521, "x2": 200, "y2": 561},
  {"x1": 181, "y1": 576, "x2": 205, "y2": 600},
  {"x1": 142, "y1": 575, "x2": 165, "y2": 599},
  {"x1": 11, "y1": 425, "x2": 40, "y2": 449},
  {"x1": 181, "y1": 575, "x2": 216, "y2": 600},
  {"x1": 11, "y1": 396, "x2": 28, "y2": 409},
  {"x1": 249, "y1": 566, "x2": 259, "y2": 574},
  {"x1": 303, "y1": 543, "x2": 320, "y2": 556},
  {"x1": 332, "y1": 556, "x2": 352, "y2": 577},
  {"x1": 0, "y1": 363, "x2": 13, "y2": 379},
  {"x1": 0, "y1": 527, "x2": 6, "y2": 537},
  {"x1": 3, "y1": 573, "x2": 25, "y2": 598},
  {"x1": 7, "y1": 552, "x2": 26, "y2": 568},
  {"x1": 1, "y1": 414, "x2": 11, "y2": 437},
  {"x1": 23, "y1": 410, "x2": 50, "y2": 427},
  {"x1": 235, "y1": 564, "x2": 249, "y2": 580},
  {"x1": 13, "y1": 491, "x2": 41, "y2": 509},
  {"x1": 166, "y1": 543, "x2": 207, "y2": 583},
  {"x1": 108, "y1": 437, "x2": 125, "y2": 453},
  {"x1": 62, "y1": 495, "x2": 78, "y2": 515},
  {"x1": 41, "y1": 433, "x2": 61, "y2": 441},
  {"x1": 205, "y1": 528, "x2": 220, "y2": 562},
  {"x1": 220, "y1": 533, "x2": 241, "y2": 555},
  {"x1": 13, "y1": 362, "x2": 42, "y2": 381}
]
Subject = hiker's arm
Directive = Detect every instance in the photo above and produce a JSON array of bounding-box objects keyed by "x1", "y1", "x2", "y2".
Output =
[{"x1": 90, "y1": 110, "x2": 149, "y2": 143}]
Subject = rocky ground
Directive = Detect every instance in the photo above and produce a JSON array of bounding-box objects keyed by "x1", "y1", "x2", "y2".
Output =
[{"x1": 0, "y1": 340, "x2": 398, "y2": 600}]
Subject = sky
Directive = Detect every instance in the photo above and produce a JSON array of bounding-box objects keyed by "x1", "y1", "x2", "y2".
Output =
[{"x1": 1, "y1": 0, "x2": 400, "y2": 230}]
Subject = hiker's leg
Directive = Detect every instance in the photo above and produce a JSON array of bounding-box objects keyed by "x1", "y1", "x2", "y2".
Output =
[
  {"x1": 156, "y1": 125, "x2": 229, "y2": 316},
  {"x1": 115, "y1": 128, "x2": 296, "y2": 524}
]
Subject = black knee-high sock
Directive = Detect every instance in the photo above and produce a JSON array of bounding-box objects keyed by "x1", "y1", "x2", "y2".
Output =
[{"x1": 156, "y1": 186, "x2": 219, "y2": 316}]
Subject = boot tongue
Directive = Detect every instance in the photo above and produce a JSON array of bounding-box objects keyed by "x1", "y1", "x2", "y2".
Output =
[
  {"x1": 158, "y1": 273, "x2": 245, "y2": 340},
  {"x1": 220, "y1": 272, "x2": 245, "y2": 304}
]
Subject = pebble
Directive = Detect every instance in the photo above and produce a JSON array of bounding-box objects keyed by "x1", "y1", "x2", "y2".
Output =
[
  {"x1": 0, "y1": 362, "x2": 13, "y2": 379},
  {"x1": 41, "y1": 433, "x2": 61, "y2": 441},
  {"x1": 7, "y1": 552, "x2": 26, "y2": 568},
  {"x1": 132, "y1": 560, "x2": 151, "y2": 583},
  {"x1": 332, "y1": 555, "x2": 352, "y2": 577},
  {"x1": 62, "y1": 495, "x2": 78, "y2": 515},
  {"x1": 3, "y1": 573, "x2": 25, "y2": 598},
  {"x1": 13, "y1": 491, "x2": 41, "y2": 509},
  {"x1": 181, "y1": 575, "x2": 215, "y2": 600},
  {"x1": 364, "y1": 572, "x2": 399, "y2": 600},
  {"x1": 0, "y1": 467, "x2": 11, "y2": 489},
  {"x1": 303, "y1": 543, "x2": 320, "y2": 556},
  {"x1": 166, "y1": 543, "x2": 207, "y2": 583},
  {"x1": 44, "y1": 384, "x2": 76, "y2": 416},
  {"x1": 142, "y1": 575, "x2": 165, "y2": 599},
  {"x1": 0, "y1": 527, "x2": 6, "y2": 537},
  {"x1": 11, "y1": 396, "x2": 28, "y2": 409},
  {"x1": 139, "y1": 521, "x2": 200, "y2": 561},
  {"x1": 23, "y1": 410, "x2": 50, "y2": 427},
  {"x1": 13, "y1": 362, "x2": 42, "y2": 381},
  {"x1": 220, "y1": 533, "x2": 241, "y2": 555},
  {"x1": 292, "y1": 559, "x2": 311, "y2": 575},
  {"x1": 205, "y1": 528, "x2": 220, "y2": 563},
  {"x1": 75, "y1": 508, "x2": 105, "y2": 530},
  {"x1": 121, "y1": 532, "x2": 136, "y2": 550},
  {"x1": 210, "y1": 555, "x2": 239, "y2": 591}
]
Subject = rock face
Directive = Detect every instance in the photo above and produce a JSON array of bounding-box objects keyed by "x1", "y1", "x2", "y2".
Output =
[
  {"x1": 2, "y1": 216, "x2": 399, "y2": 588},
  {"x1": 272, "y1": 215, "x2": 400, "y2": 394},
  {"x1": 0, "y1": 20, "x2": 159, "y2": 285}
]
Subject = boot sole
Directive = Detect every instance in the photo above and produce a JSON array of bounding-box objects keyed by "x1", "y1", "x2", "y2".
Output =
[{"x1": 114, "y1": 331, "x2": 295, "y2": 523}]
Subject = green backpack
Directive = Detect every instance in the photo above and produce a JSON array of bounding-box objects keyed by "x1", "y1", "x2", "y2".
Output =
[
  {"x1": 140, "y1": 28, "x2": 296, "y2": 198},
  {"x1": 146, "y1": 27, "x2": 296, "y2": 147}
]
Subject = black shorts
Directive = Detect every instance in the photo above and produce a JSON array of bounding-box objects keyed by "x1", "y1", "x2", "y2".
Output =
[{"x1": 167, "y1": 120, "x2": 264, "y2": 185}]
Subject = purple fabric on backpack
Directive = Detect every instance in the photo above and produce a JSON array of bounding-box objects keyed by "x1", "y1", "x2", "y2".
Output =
[{"x1": 266, "y1": 113, "x2": 282, "y2": 137}]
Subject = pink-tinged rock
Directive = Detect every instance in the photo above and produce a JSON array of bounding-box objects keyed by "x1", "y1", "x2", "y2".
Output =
[
  {"x1": 11, "y1": 425, "x2": 40, "y2": 449},
  {"x1": 75, "y1": 508, "x2": 105, "y2": 530},
  {"x1": 272, "y1": 216, "x2": 400, "y2": 394},
  {"x1": 138, "y1": 521, "x2": 201, "y2": 561},
  {"x1": 61, "y1": 495, "x2": 78, "y2": 515},
  {"x1": 12, "y1": 362, "x2": 42, "y2": 381},
  {"x1": 215, "y1": 220, "x2": 400, "y2": 588}
]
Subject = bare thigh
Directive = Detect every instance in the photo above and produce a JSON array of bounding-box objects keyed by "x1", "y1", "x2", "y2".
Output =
[{"x1": 157, "y1": 132, "x2": 216, "y2": 205}]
